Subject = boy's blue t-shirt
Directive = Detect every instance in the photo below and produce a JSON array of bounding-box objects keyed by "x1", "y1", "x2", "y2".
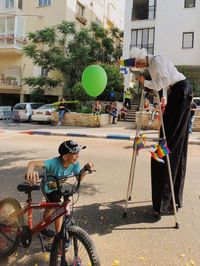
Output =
[{"x1": 42, "y1": 157, "x2": 81, "y2": 193}]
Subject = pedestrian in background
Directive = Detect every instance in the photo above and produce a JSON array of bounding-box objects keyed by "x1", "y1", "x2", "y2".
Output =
[
  {"x1": 57, "y1": 98, "x2": 68, "y2": 126},
  {"x1": 189, "y1": 98, "x2": 197, "y2": 134},
  {"x1": 92, "y1": 100, "x2": 102, "y2": 127},
  {"x1": 124, "y1": 88, "x2": 131, "y2": 109}
]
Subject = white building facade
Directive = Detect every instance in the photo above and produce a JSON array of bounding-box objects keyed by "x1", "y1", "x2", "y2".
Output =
[{"x1": 123, "y1": 0, "x2": 200, "y2": 93}]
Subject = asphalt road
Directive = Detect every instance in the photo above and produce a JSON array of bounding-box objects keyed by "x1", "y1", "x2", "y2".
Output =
[{"x1": 0, "y1": 133, "x2": 200, "y2": 266}]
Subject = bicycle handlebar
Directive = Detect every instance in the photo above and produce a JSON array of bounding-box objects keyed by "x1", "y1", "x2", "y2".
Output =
[{"x1": 39, "y1": 169, "x2": 96, "y2": 198}]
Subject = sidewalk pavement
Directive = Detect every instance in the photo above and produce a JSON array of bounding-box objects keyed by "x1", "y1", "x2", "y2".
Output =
[{"x1": 1, "y1": 121, "x2": 200, "y2": 144}]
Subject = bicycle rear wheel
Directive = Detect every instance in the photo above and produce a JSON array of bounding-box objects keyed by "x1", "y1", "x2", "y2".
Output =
[
  {"x1": 50, "y1": 225, "x2": 100, "y2": 266},
  {"x1": 0, "y1": 197, "x2": 23, "y2": 259}
]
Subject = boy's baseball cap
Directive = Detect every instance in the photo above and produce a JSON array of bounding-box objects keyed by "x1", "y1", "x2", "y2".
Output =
[{"x1": 58, "y1": 140, "x2": 86, "y2": 155}]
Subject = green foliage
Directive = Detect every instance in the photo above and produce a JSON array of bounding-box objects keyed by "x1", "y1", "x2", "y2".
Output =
[
  {"x1": 29, "y1": 88, "x2": 45, "y2": 102},
  {"x1": 23, "y1": 77, "x2": 61, "y2": 89},
  {"x1": 23, "y1": 20, "x2": 123, "y2": 101},
  {"x1": 97, "y1": 64, "x2": 124, "y2": 101},
  {"x1": 71, "y1": 82, "x2": 94, "y2": 102},
  {"x1": 23, "y1": 77, "x2": 61, "y2": 102},
  {"x1": 79, "y1": 105, "x2": 93, "y2": 114}
]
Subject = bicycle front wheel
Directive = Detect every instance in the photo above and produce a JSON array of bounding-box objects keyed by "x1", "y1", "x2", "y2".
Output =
[
  {"x1": 50, "y1": 225, "x2": 100, "y2": 266},
  {"x1": 0, "y1": 197, "x2": 23, "y2": 259}
]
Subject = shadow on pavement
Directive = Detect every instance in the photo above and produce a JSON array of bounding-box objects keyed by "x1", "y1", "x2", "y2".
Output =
[{"x1": 73, "y1": 199, "x2": 170, "y2": 236}]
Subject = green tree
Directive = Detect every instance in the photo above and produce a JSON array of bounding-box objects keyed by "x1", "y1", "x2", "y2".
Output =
[
  {"x1": 97, "y1": 64, "x2": 124, "y2": 101},
  {"x1": 23, "y1": 21, "x2": 123, "y2": 100}
]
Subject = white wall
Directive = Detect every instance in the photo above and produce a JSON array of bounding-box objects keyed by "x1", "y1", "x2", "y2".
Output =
[
  {"x1": 155, "y1": 0, "x2": 200, "y2": 65},
  {"x1": 123, "y1": 0, "x2": 200, "y2": 66}
]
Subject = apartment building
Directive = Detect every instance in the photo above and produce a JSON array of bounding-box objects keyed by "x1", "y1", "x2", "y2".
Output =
[
  {"x1": 123, "y1": 0, "x2": 200, "y2": 92},
  {"x1": 0, "y1": 0, "x2": 124, "y2": 106}
]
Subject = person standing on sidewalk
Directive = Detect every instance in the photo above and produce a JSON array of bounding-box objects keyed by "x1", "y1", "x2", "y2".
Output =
[
  {"x1": 124, "y1": 89, "x2": 132, "y2": 109},
  {"x1": 92, "y1": 100, "x2": 102, "y2": 127},
  {"x1": 130, "y1": 47, "x2": 193, "y2": 218},
  {"x1": 189, "y1": 98, "x2": 197, "y2": 134},
  {"x1": 57, "y1": 98, "x2": 68, "y2": 126}
]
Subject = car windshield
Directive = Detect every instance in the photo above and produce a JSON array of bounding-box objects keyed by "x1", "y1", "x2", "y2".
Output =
[
  {"x1": 30, "y1": 103, "x2": 44, "y2": 109},
  {"x1": 37, "y1": 104, "x2": 54, "y2": 110}
]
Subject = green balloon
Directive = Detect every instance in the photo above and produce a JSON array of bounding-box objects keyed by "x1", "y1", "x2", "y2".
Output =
[{"x1": 82, "y1": 65, "x2": 107, "y2": 97}]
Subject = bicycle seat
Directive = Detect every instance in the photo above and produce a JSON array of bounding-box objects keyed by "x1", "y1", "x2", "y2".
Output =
[{"x1": 17, "y1": 182, "x2": 40, "y2": 193}]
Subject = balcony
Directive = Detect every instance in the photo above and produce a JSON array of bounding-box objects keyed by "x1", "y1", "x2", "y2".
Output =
[
  {"x1": 0, "y1": 15, "x2": 25, "y2": 54},
  {"x1": 0, "y1": 66, "x2": 22, "y2": 91},
  {"x1": 132, "y1": 5, "x2": 156, "y2": 20},
  {"x1": 0, "y1": 34, "x2": 26, "y2": 54}
]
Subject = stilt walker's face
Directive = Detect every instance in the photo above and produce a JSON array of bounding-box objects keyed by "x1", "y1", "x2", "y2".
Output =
[{"x1": 135, "y1": 59, "x2": 148, "y2": 69}]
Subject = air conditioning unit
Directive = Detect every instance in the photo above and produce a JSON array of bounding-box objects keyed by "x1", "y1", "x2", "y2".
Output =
[{"x1": 75, "y1": 13, "x2": 87, "y2": 25}]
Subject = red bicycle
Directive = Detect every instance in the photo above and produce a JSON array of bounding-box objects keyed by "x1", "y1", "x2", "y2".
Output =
[{"x1": 0, "y1": 170, "x2": 100, "y2": 265}]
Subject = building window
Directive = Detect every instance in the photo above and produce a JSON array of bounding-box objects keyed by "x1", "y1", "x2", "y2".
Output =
[
  {"x1": 184, "y1": 0, "x2": 195, "y2": 8},
  {"x1": 182, "y1": 32, "x2": 194, "y2": 48},
  {"x1": 77, "y1": 1, "x2": 85, "y2": 17},
  {"x1": 132, "y1": 0, "x2": 156, "y2": 20},
  {"x1": 5, "y1": 0, "x2": 14, "y2": 8},
  {"x1": 131, "y1": 28, "x2": 155, "y2": 54},
  {"x1": 39, "y1": 0, "x2": 51, "y2": 7},
  {"x1": 41, "y1": 67, "x2": 48, "y2": 77}
]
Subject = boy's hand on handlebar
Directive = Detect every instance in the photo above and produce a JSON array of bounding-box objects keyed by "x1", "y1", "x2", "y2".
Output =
[
  {"x1": 82, "y1": 162, "x2": 94, "y2": 173},
  {"x1": 26, "y1": 171, "x2": 40, "y2": 184}
]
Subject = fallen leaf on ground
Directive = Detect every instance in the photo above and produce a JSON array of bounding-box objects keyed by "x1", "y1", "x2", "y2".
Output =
[
  {"x1": 180, "y1": 254, "x2": 185, "y2": 258},
  {"x1": 44, "y1": 253, "x2": 50, "y2": 261},
  {"x1": 190, "y1": 259, "x2": 195, "y2": 265},
  {"x1": 112, "y1": 259, "x2": 120, "y2": 265}
]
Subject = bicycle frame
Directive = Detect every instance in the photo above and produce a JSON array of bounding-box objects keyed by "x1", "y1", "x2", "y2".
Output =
[{"x1": 10, "y1": 199, "x2": 71, "y2": 236}]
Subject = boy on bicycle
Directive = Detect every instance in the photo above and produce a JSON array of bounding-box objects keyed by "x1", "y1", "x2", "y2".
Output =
[{"x1": 26, "y1": 140, "x2": 93, "y2": 238}]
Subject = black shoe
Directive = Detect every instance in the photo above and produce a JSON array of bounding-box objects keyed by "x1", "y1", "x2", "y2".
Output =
[
  {"x1": 41, "y1": 228, "x2": 55, "y2": 238},
  {"x1": 160, "y1": 205, "x2": 178, "y2": 216},
  {"x1": 153, "y1": 211, "x2": 161, "y2": 221}
]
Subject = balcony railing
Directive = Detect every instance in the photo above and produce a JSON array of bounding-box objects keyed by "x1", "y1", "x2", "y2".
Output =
[
  {"x1": 0, "y1": 66, "x2": 21, "y2": 87},
  {"x1": 132, "y1": 5, "x2": 156, "y2": 20},
  {"x1": 130, "y1": 44, "x2": 154, "y2": 55},
  {"x1": 0, "y1": 34, "x2": 26, "y2": 51},
  {"x1": 75, "y1": 12, "x2": 87, "y2": 25}
]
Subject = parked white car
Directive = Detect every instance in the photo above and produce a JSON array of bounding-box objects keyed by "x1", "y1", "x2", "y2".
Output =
[
  {"x1": 13, "y1": 102, "x2": 44, "y2": 122},
  {"x1": 0, "y1": 106, "x2": 12, "y2": 119},
  {"x1": 31, "y1": 104, "x2": 56, "y2": 123}
]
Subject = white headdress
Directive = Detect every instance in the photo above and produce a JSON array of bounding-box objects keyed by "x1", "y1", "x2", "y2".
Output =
[{"x1": 129, "y1": 47, "x2": 147, "y2": 60}]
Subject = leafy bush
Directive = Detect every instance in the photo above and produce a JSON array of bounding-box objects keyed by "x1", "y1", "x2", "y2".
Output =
[{"x1": 71, "y1": 82, "x2": 94, "y2": 103}]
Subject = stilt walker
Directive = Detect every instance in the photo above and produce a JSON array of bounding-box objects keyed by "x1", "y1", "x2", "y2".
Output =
[
  {"x1": 121, "y1": 47, "x2": 192, "y2": 228},
  {"x1": 123, "y1": 88, "x2": 179, "y2": 228}
]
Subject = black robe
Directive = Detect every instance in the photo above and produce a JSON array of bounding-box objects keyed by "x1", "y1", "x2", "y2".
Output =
[{"x1": 151, "y1": 79, "x2": 192, "y2": 214}]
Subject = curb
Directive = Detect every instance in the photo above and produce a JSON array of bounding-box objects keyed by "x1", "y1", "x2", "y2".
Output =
[
  {"x1": 19, "y1": 130, "x2": 200, "y2": 144},
  {"x1": 19, "y1": 130, "x2": 134, "y2": 141}
]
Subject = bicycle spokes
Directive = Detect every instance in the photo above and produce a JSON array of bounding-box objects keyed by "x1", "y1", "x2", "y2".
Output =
[{"x1": 58, "y1": 238, "x2": 91, "y2": 266}]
